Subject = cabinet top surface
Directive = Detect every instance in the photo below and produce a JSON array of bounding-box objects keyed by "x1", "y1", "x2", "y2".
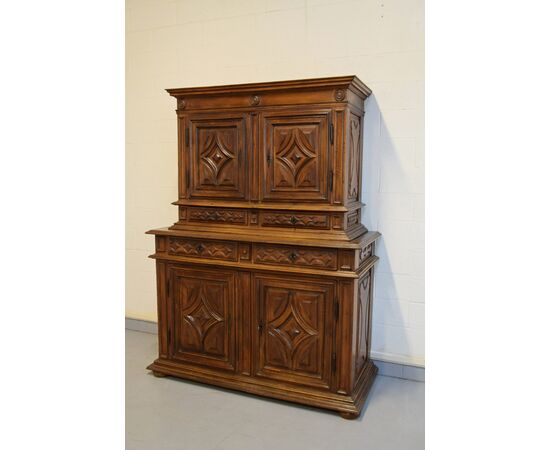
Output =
[{"x1": 166, "y1": 75, "x2": 371, "y2": 99}]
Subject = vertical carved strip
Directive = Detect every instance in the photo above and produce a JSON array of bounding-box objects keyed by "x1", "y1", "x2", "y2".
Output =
[
  {"x1": 348, "y1": 113, "x2": 361, "y2": 202},
  {"x1": 336, "y1": 279, "x2": 354, "y2": 394},
  {"x1": 333, "y1": 109, "x2": 345, "y2": 204},
  {"x1": 157, "y1": 261, "x2": 168, "y2": 358},
  {"x1": 239, "y1": 272, "x2": 251, "y2": 375},
  {"x1": 250, "y1": 112, "x2": 259, "y2": 201},
  {"x1": 178, "y1": 116, "x2": 187, "y2": 199},
  {"x1": 355, "y1": 271, "x2": 371, "y2": 380}
]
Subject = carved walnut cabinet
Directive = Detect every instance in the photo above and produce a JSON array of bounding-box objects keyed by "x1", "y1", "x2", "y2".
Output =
[{"x1": 147, "y1": 76, "x2": 381, "y2": 419}]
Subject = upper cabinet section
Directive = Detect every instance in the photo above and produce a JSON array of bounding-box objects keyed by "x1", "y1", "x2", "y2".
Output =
[{"x1": 169, "y1": 76, "x2": 371, "y2": 209}]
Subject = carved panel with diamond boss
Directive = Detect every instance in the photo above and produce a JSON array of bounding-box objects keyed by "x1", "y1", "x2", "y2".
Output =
[
  {"x1": 260, "y1": 109, "x2": 330, "y2": 202},
  {"x1": 188, "y1": 114, "x2": 247, "y2": 199}
]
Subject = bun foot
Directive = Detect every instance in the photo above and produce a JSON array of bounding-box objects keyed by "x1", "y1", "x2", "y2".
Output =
[
  {"x1": 152, "y1": 370, "x2": 167, "y2": 378},
  {"x1": 339, "y1": 411, "x2": 360, "y2": 420}
]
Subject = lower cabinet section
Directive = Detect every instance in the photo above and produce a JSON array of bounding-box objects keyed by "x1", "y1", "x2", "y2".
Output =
[{"x1": 150, "y1": 260, "x2": 378, "y2": 419}]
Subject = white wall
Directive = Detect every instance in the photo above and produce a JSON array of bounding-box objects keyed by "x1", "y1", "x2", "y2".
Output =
[{"x1": 126, "y1": 0, "x2": 424, "y2": 366}]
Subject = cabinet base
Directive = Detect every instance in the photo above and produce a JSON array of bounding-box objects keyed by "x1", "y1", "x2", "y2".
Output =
[{"x1": 147, "y1": 359, "x2": 378, "y2": 419}]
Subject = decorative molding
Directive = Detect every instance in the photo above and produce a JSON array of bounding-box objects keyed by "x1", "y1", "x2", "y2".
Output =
[
  {"x1": 249, "y1": 211, "x2": 258, "y2": 225},
  {"x1": 254, "y1": 245, "x2": 337, "y2": 269},
  {"x1": 250, "y1": 94, "x2": 260, "y2": 105},
  {"x1": 334, "y1": 89, "x2": 346, "y2": 102},
  {"x1": 177, "y1": 99, "x2": 186, "y2": 109},
  {"x1": 347, "y1": 211, "x2": 359, "y2": 227},
  {"x1": 261, "y1": 212, "x2": 329, "y2": 228},
  {"x1": 359, "y1": 244, "x2": 372, "y2": 265},
  {"x1": 168, "y1": 237, "x2": 237, "y2": 261},
  {"x1": 238, "y1": 243, "x2": 251, "y2": 260},
  {"x1": 188, "y1": 208, "x2": 246, "y2": 224}
]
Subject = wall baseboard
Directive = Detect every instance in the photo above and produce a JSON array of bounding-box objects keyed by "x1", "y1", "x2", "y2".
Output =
[
  {"x1": 125, "y1": 317, "x2": 158, "y2": 334},
  {"x1": 125, "y1": 318, "x2": 424, "y2": 382}
]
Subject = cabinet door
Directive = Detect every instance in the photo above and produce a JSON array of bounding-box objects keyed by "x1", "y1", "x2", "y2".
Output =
[
  {"x1": 168, "y1": 265, "x2": 236, "y2": 372},
  {"x1": 188, "y1": 114, "x2": 247, "y2": 200},
  {"x1": 253, "y1": 275, "x2": 334, "y2": 389},
  {"x1": 260, "y1": 109, "x2": 331, "y2": 202}
]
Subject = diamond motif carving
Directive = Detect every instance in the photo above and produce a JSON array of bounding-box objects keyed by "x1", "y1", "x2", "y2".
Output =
[
  {"x1": 184, "y1": 289, "x2": 223, "y2": 344},
  {"x1": 169, "y1": 237, "x2": 237, "y2": 261},
  {"x1": 276, "y1": 128, "x2": 317, "y2": 188},
  {"x1": 254, "y1": 245, "x2": 337, "y2": 269},
  {"x1": 261, "y1": 213, "x2": 329, "y2": 228},
  {"x1": 266, "y1": 290, "x2": 319, "y2": 371},
  {"x1": 200, "y1": 131, "x2": 235, "y2": 186},
  {"x1": 188, "y1": 208, "x2": 246, "y2": 224}
]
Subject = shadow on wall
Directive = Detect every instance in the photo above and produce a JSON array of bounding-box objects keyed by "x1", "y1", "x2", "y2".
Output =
[{"x1": 361, "y1": 94, "x2": 410, "y2": 360}]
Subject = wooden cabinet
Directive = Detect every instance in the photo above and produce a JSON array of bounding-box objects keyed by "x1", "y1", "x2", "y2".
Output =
[{"x1": 147, "y1": 76, "x2": 381, "y2": 419}]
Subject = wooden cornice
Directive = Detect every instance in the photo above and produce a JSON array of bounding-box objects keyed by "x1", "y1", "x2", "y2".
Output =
[{"x1": 166, "y1": 75, "x2": 372, "y2": 99}]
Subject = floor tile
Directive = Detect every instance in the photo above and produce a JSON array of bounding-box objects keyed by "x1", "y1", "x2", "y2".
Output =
[{"x1": 126, "y1": 330, "x2": 425, "y2": 450}]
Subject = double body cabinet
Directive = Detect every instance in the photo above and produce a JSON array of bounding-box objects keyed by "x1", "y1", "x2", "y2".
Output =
[{"x1": 147, "y1": 76, "x2": 381, "y2": 419}]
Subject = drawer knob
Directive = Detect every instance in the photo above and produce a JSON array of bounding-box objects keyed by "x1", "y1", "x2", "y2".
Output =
[
  {"x1": 289, "y1": 251, "x2": 298, "y2": 262},
  {"x1": 196, "y1": 243, "x2": 205, "y2": 253},
  {"x1": 290, "y1": 215, "x2": 297, "y2": 225}
]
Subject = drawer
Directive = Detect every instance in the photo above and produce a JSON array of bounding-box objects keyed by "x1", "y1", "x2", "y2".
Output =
[
  {"x1": 168, "y1": 237, "x2": 238, "y2": 261},
  {"x1": 259, "y1": 211, "x2": 330, "y2": 229},
  {"x1": 187, "y1": 207, "x2": 247, "y2": 224},
  {"x1": 253, "y1": 244, "x2": 337, "y2": 270}
]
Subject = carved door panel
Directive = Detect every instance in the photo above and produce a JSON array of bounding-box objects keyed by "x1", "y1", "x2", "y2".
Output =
[
  {"x1": 253, "y1": 275, "x2": 334, "y2": 389},
  {"x1": 168, "y1": 265, "x2": 236, "y2": 371},
  {"x1": 188, "y1": 114, "x2": 247, "y2": 200},
  {"x1": 259, "y1": 109, "x2": 331, "y2": 202}
]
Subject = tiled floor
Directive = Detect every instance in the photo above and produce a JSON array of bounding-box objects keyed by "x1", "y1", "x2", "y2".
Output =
[{"x1": 126, "y1": 330, "x2": 425, "y2": 450}]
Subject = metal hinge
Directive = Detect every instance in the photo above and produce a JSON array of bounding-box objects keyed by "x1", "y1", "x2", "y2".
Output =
[
  {"x1": 258, "y1": 320, "x2": 264, "y2": 333},
  {"x1": 331, "y1": 353, "x2": 337, "y2": 373},
  {"x1": 185, "y1": 127, "x2": 189, "y2": 146},
  {"x1": 334, "y1": 298, "x2": 339, "y2": 321},
  {"x1": 266, "y1": 152, "x2": 271, "y2": 165},
  {"x1": 329, "y1": 170, "x2": 334, "y2": 192},
  {"x1": 329, "y1": 123, "x2": 334, "y2": 145}
]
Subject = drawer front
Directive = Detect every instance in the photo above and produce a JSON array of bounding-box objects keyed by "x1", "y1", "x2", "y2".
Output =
[
  {"x1": 187, "y1": 207, "x2": 247, "y2": 225},
  {"x1": 259, "y1": 211, "x2": 329, "y2": 229},
  {"x1": 253, "y1": 244, "x2": 337, "y2": 270},
  {"x1": 168, "y1": 237, "x2": 238, "y2": 261}
]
